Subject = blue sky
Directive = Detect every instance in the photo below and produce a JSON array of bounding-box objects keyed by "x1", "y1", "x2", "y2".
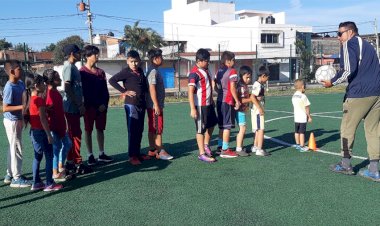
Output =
[{"x1": 1, "y1": 0, "x2": 379, "y2": 50}]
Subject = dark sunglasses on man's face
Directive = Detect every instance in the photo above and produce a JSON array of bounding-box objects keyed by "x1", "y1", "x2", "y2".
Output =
[{"x1": 337, "y1": 29, "x2": 350, "y2": 37}]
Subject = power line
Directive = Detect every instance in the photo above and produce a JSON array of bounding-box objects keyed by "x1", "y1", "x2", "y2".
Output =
[{"x1": 0, "y1": 14, "x2": 80, "y2": 21}]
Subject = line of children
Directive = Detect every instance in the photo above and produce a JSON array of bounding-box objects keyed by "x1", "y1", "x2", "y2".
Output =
[
  {"x1": 292, "y1": 79, "x2": 312, "y2": 152},
  {"x1": 23, "y1": 73, "x2": 63, "y2": 191}
]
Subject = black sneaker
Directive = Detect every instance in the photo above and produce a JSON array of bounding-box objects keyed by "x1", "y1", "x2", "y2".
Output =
[
  {"x1": 87, "y1": 155, "x2": 97, "y2": 166},
  {"x1": 76, "y1": 164, "x2": 93, "y2": 175},
  {"x1": 65, "y1": 162, "x2": 76, "y2": 175},
  {"x1": 98, "y1": 153, "x2": 113, "y2": 163}
]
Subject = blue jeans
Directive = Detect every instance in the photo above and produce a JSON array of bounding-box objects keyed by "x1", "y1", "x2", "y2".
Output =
[
  {"x1": 30, "y1": 129, "x2": 53, "y2": 185},
  {"x1": 51, "y1": 131, "x2": 72, "y2": 170},
  {"x1": 124, "y1": 104, "x2": 145, "y2": 157}
]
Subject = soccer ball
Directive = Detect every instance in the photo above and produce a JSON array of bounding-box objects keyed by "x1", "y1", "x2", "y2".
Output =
[{"x1": 315, "y1": 65, "x2": 336, "y2": 83}]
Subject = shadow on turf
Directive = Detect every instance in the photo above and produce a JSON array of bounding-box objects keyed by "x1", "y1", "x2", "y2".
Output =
[
  {"x1": 353, "y1": 159, "x2": 370, "y2": 174},
  {"x1": 0, "y1": 152, "x2": 173, "y2": 209},
  {"x1": 312, "y1": 129, "x2": 340, "y2": 148}
]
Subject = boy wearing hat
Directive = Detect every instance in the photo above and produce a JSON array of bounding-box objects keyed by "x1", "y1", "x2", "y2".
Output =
[{"x1": 62, "y1": 44, "x2": 92, "y2": 174}]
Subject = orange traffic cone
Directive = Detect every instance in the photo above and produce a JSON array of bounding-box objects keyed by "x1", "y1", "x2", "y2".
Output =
[{"x1": 308, "y1": 132, "x2": 318, "y2": 151}]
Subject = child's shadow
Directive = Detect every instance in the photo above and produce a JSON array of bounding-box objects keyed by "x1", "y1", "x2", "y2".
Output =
[{"x1": 0, "y1": 152, "x2": 171, "y2": 209}]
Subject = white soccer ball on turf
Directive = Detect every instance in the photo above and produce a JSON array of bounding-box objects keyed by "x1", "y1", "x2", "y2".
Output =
[{"x1": 315, "y1": 65, "x2": 336, "y2": 83}]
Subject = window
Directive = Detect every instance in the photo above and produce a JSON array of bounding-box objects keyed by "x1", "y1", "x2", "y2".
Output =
[{"x1": 261, "y1": 33, "x2": 279, "y2": 44}]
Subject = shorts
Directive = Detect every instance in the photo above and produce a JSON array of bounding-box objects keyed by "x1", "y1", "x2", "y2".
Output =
[
  {"x1": 251, "y1": 111, "x2": 264, "y2": 132},
  {"x1": 217, "y1": 102, "x2": 236, "y2": 129},
  {"x1": 84, "y1": 106, "x2": 107, "y2": 132},
  {"x1": 195, "y1": 105, "x2": 218, "y2": 134},
  {"x1": 147, "y1": 108, "x2": 164, "y2": 134},
  {"x1": 235, "y1": 111, "x2": 247, "y2": 126},
  {"x1": 294, "y1": 122, "x2": 307, "y2": 134}
]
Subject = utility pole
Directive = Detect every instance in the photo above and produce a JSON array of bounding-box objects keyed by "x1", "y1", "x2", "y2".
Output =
[
  {"x1": 375, "y1": 18, "x2": 379, "y2": 58},
  {"x1": 79, "y1": 0, "x2": 93, "y2": 44}
]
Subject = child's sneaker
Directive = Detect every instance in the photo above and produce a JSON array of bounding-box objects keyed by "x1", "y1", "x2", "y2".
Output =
[
  {"x1": 87, "y1": 155, "x2": 97, "y2": 166},
  {"x1": 358, "y1": 169, "x2": 380, "y2": 182},
  {"x1": 157, "y1": 150, "x2": 174, "y2": 160},
  {"x1": 43, "y1": 183, "x2": 63, "y2": 192},
  {"x1": 4, "y1": 175, "x2": 12, "y2": 185},
  {"x1": 236, "y1": 148, "x2": 250, "y2": 157},
  {"x1": 31, "y1": 182, "x2": 45, "y2": 191},
  {"x1": 220, "y1": 149, "x2": 238, "y2": 158},
  {"x1": 251, "y1": 146, "x2": 257, "y2": 153},
  {"x1": 138, "y1": 154, "x2": 151, "y2": 161},
  {"x1": 198, "y1": 154, "x2": 216, "y2": 163},
  {"x1": 148, "y1": 149, "x2": 158, "y2": 158},
  {"x1": 98, "y1": 153, "x2": 113, "y2": 163},
  {"x1": 129, "y1": 156, "x2": 142, "y2": 165},
  {"x1": 53, "y1": 171, "x2": 72, "y2": 182},
  {"x1": 215, "y1": 146, "x2": 222, "y2": 155},
  {"x1": 255, "y1": 149, "x2": 271, "y2": 157},
  {"x1": 75, "y1": 163, "x2": 93, "y2": 175},
  {"x1": 329, "y1": 162, "x2": 354, "y2": 175},
  {"x1": 299, "y1": 146, "x2": 309, "y2": 152},
  {"x1": 204, "y1": 145, "x2": 213, "y2": 157},
  {"x1": 294, "y1": 144, "x2": 301, "y2": 150},
  {"x1": 65, "y1": 162, "x2": 76, "y2": 175},
  {"x1": 10, "y1": 178, "x2": 32, "y2": 188}
]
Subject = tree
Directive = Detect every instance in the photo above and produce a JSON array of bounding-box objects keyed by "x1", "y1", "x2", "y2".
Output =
[
  {"x1": 124, "y1": 21, "x2": 166, "y2": 57},
  {"x1": 0, "y1": 38, "x2": 12, "y2": 50},
  {"x1": 41, "y1": 43, "x2": 56, "y2": 52},
  {"x1": 295, "y1": 39, "x2": 313, "y2": 81},
  {"x1": 53, "y1": 35, "x2": 84, "y2": 64},
  {"x1": 13, "y1": 43, "x2": 30, "y2": 52}
]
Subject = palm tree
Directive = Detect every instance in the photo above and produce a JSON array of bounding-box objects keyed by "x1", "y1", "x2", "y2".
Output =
[{"x1": 124, "y1": 21, "x2": 165, "y2": 57}]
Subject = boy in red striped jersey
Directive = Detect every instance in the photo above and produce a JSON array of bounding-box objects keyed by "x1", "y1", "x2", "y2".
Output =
[{"x1": 188, "y1": 49, "x2": 218, "y2": 163}]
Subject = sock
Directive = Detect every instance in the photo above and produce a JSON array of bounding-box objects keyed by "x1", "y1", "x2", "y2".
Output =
[
  {"x1": 218, "y1": 139, "x2": 223, "y2": 148},
  {"x1": 222, "y1": 142, "x2": 229, "y2": 150},
  {"x1": 341, "y1": 157, "x2": 351, "y2": 168},
  {"x1": 236, "y1": 147, "x2": 242, "y2": 152},
  {"x1": 99, "y1": 151, "x2": 104, "y2": 156},
  {"x1": 369, "y1": 160, "x2": 379, "y2": 174}
]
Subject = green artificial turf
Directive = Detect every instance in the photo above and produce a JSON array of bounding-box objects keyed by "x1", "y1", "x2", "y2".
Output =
[{"x1": 1, "y1": 92, "x2": 378, "y2": 226}]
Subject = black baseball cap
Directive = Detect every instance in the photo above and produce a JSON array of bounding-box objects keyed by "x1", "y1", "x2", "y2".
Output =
[{"x1": 63, "y1": 44, "x2": 82, "y2": 56}]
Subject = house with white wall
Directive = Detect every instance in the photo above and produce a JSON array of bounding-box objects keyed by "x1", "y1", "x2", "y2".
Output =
[{"x1": 163, "y1": 0, "x2": 312, "y2": 81}]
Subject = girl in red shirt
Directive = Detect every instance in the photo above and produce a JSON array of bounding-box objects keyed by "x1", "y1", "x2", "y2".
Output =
[
  {"x1": 23, "y1": 73, "x2": 63, "y2": 192},
  {"x1": 44, "y1": 69, "x2": 72, "y2": 182}
]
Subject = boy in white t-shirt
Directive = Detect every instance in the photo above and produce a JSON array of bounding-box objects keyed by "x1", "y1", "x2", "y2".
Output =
[
  {"x1": 250, "y1": 66, "x2": 270, "y2": 156},
  {"x1": 292, "y1": 79, "x2": 312, "y2": 152}
]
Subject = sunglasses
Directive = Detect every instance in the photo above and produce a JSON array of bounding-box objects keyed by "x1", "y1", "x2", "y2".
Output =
[{"x1": 337, "y1": 29, "x2": 350, "y2": 37}]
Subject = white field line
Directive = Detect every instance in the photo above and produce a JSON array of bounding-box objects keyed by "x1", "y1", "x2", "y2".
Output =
[{"x1": 265, "y1": 110, "x2": 367, "y2": 160}]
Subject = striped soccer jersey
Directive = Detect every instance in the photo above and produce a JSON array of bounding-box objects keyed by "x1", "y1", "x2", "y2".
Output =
[{"x1": 188, "y1": 66, "x2": 213, "y2": 106}]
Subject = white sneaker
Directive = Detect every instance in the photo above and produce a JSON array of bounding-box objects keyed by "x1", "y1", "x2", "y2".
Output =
[
  {"x1": 157, "y1": 150, "x2": 174, "y2": 160},
  {"x1": 251, "y1": 146, "x2": 257, "y2": 153},
  {"x1": 255, "y1": 149, "x2": 270, "y2": 156}
]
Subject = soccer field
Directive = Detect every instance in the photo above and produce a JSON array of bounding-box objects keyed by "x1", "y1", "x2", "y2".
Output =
[{"x1": 0, "y1": 92, "x2": 379, "y2": 226}]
